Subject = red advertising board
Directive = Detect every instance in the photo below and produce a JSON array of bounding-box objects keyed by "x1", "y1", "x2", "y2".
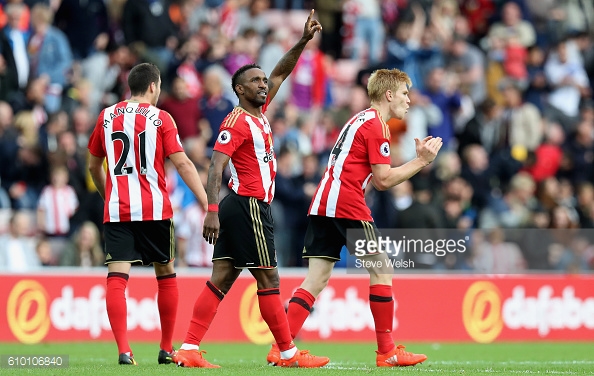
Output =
[{"x1": 1, "y1": 272, "x2": 593, "y2": 344}]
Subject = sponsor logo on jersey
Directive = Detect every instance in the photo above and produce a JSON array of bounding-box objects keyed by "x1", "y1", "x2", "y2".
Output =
[{"x1": 263, "y1": 149, "x2": 274, "y2": 163}]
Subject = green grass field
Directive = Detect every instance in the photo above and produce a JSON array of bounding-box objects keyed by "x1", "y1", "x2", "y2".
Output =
[{"x1": 0, "y1": 342, "x2": 593, "y2": 375}]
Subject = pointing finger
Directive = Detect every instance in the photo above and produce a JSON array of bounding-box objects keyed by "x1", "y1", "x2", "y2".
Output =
[{"x1": 308, "y1": 9, "x2": 314, "y2": 21}]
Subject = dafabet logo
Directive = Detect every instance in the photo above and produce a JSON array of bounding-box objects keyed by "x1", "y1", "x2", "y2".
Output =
[
  {"x1": 7, "y1": 280, "x2": 50, "y2": 344},
  {"x1": 462, "y1": 281, "x2": 503, "y2": 343}
]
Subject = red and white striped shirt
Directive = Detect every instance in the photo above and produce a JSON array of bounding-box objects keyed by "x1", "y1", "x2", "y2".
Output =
[
  {"x1": 37, "y1": 185, "x2": 78, "y2": 235},
  {"x1": 88, "y1": 101, "x2": 184, "y2": 223},
  {"x1": 214, "y1": 106, "x2": 276, "y2": 204},
  {"x1": 309, "y1": 108, "x2": 391, "y2": 221}
]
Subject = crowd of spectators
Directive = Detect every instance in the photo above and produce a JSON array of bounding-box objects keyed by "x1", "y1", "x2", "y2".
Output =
[{"x1": 0, "y1": 0, "x2": 593, "y2": 273}]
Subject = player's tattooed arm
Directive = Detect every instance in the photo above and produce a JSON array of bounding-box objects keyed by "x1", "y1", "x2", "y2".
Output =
[
  {"x1": 206, "y1": 152, "x2": 228, "y2": 206},
  {"x1": 267, "y1": 9, "x2": 322, "y2": 102},
  {"x1": 203, "y1": 151, "x2": 230, "y2": 245}
]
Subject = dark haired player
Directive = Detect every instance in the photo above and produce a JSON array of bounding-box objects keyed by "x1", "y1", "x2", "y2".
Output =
[
  {"x1": 172, "y1": 10, "x2": 329, "y2": 368},
  {"x1": 88, "y1": 62, "x2": 208, "y2": 365}
]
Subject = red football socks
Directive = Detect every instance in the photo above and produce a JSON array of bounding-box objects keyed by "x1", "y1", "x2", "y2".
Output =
[
  {"x1": 287, "y1": 288, "x2": 315, "y2": 339},
  {"x1": 257, "y1": 288, "x2": 294, "y2": 351},
  {"x1": 369, "y1": 284, "x2": 396, "y2": 354},
  {"x1": 184, "y1": 281, "x2": 224, "y2": 345},
  {"x1": 157, "y1": 273, "x2": 178, "y2": 353},
  {"x1": 106, "y1": 272, "x2": 131, "y2": 355}
]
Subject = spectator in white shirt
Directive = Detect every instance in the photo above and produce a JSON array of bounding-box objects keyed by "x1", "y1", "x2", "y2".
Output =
[
  {"x1": 37, "y1": 165, "x2": 79, "y2": 237},
  {"x1": 0, "y1": 210, "x2": 40, "y2": 271},
  {"x1": 544, "y1": 38, "x2": 591, "y2": 132}
]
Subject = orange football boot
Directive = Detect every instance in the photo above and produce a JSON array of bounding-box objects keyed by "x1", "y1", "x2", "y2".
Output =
[
  {"x1": 266, "y1": 343, "x2": 280, "y2": 365},
  {"x1": 376, "y1": 344, "x2": 427, "y2": 367},
  {"x1": 172, "y1": 349, "x2": 220, "y2": 368},
  {"x1": 277, "y1": 349, "x2": 330, "y2": 368}
]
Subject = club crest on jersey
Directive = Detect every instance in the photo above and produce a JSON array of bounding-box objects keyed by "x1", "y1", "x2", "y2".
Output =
[
  {"x1": 217, "y1": 130, "x2": 232, "y2": 144},
  {"x1": 380, "y1": 142, "x2": 390, "y2": 157}
]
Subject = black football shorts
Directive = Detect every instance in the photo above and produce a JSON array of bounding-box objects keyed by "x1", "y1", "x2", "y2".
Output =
[
  {"x1": 103, "y1": 219, "x2": 175, "y2": 265},
  {"x1": 212, "y1": 192, "x2": 277, "y2": 268}
]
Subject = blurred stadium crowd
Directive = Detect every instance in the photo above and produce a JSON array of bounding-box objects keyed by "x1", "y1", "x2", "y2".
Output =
[{"x1": 0, "y1": 0, "x2": 593, "y2": 273}]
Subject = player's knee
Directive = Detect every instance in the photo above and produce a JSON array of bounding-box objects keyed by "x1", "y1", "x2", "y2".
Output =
[
  {"x1": 368, "y1": 265, "x2": 393, "y2": 285},
  {"x1": 302, "y1": 273, "x2": 330, "y2": 296},
  {"x1": 254, "y1": 271, "x2": 279, "y2": 289},
  {"x1": 217, "y1": 279, "x2": 236, "y2": 294},
  {"x1": 315, "y1": 277, "x2": 330, "y2": 296},
  {"x1": 210, "y1": 273, "x2": 238, "y2": 294}
]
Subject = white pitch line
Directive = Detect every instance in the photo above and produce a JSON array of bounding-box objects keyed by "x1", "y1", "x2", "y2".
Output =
[
  {"x1": 324, "y1": 366, "x2": 582, "y2": 374},
  {"x1": 430, "y1": 361, "x2": 594, "y2": 366},
  {"x1": 324, "y1": 361, "x2": 591, "y2": 374}
]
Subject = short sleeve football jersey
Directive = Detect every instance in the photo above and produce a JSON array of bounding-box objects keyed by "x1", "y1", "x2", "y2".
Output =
[
  {"x1": 88, "y1": 101, "x2": 184, "y2": 222},
  {"x1": 309, "y1": 108, "x2": 391, "y2": 221},
  {"x1": 213, "y1": 105, "x2": 276, "y2": 203}
]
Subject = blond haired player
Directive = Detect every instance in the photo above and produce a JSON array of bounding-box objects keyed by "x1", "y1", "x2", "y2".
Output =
[{"x1": 268, "y1": 68, "x2": 442, "y2": 367}]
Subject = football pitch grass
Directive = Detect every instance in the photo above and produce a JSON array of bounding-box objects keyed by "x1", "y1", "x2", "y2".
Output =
[{"x1": 0, "y1": 342, "x2": 593, "y2": 375}]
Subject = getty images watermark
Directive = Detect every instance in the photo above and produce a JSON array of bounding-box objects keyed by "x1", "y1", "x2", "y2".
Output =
[{"x1": 344, "y1": 229, "x2": 470, "y2": 273}]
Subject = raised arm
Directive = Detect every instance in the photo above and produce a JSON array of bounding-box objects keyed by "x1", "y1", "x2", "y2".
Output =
[
  {"x1": 202, "y1": 151, "x2": 231, "y2": 245},
  {"x1": 266, "y1": 9, "x2": 322, "y2": 102}
]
